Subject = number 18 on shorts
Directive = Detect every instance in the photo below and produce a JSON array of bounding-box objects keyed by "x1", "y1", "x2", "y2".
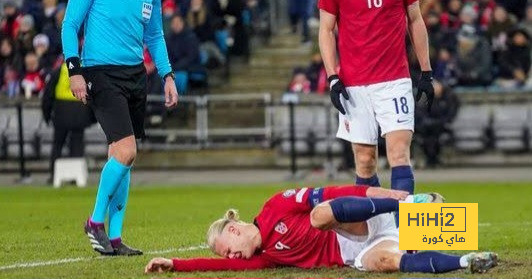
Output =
[{"x1": 336, "y1": 78, "x2": 415, "y2": 145}]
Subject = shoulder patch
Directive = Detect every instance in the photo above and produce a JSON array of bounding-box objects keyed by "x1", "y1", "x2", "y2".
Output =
[
  {"x1": 282, "y1": 189, "x2": 296, "y2": 198},
  {"x1": 274, "y1": 222, "x2": 288, "y2": 234}
]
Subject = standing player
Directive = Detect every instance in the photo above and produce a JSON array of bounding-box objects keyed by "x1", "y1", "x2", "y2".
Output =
[
  {"x1": 318, "y1": 0, "x2": 435, "y2": 225},
  {"x1": 144, "y1": 185, "x2": 497, "y2": 274},
  {"x1": 62, "y1": 0, "x2": 178, "y2": 255}
]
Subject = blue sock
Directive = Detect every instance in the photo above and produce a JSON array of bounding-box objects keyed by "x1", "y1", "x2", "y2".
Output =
[
  {"x1": 108, "y1": 168, "x2": 130, "y2": 241},
  {"x1": 91, "y1": 157, "x2": 130, "y2": 223},
  {"x1": 391, "y1": 165, "x2": 414, "y2": 227},
  {"x1": 356, "y1": 174, "x2": 381, "y2": 187},
  {"x1": 329, "y1": 197, "x2": 399, "y2": 223},
  {"x1": 400, "y1": 252, "x2": 462, "y2": 273}
]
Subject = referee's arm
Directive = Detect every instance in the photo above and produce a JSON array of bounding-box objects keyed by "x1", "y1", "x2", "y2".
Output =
[
  {"x1": 143, "y1": 0, "x2": 178, "y2": 107},
  {"x1": 62, "y1": 0, "x2": 93, "y2": 65},
  {"x1": 144, "y1": 0, "x2": 171, "y2": 78},
  {"x1": 61, "y1": 0, "x2": 93, "y2": 104}
]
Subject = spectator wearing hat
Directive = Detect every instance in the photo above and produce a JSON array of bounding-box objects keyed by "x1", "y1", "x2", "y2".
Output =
[
  {"x1": 455, "y1": 25, "x2": 493, "y2": 86},
  {"x1": 496, "y1": 28, "x2": 531, "y2": 88},
  {"x1": 33, "y1": 33, "x2": 59, "y2": 76}
]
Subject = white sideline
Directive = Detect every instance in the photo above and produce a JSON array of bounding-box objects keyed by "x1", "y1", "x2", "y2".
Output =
[{"x1": 0, "y1": 244, "x2": 207, "y2": 271}]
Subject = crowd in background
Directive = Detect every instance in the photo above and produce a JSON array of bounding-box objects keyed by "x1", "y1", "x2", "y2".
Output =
[
  {"x1": 0, "y1": 0, "x2": 265, "y2": 100},
  {"x1": 289, "y1": 0, "x2": 532, "y2": 95}
]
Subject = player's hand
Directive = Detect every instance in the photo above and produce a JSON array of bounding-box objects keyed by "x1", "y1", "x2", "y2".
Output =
[
  {"x1": 69, "y1": 75, "x2": 88, "y2": 105},
  {"x1": 415, "y1": 71, "x2": 435, "y2": 113},
  {"x1": 164, "y1": 76, "x2": 179, "y2": 108},
  {"x1": 144, "y1": 257, "x2": 173, "y2": 273},
  {"x1": 367, "y1": 187, "x2": 409, "y2": 201},
  {"x1": 328, "y1": 75, "x2": 350, "y2": 115}
]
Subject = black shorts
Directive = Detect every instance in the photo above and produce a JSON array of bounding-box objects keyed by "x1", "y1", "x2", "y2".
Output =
[{"x1": 83, "y1": 64, "x2": 147, "y2": 144}]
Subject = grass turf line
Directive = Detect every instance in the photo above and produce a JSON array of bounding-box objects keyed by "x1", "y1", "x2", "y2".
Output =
[{"x1": 0, "y1": 182, "x2": 531, "y2": 278}]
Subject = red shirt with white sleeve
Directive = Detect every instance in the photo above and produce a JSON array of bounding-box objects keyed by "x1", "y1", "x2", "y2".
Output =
[
  {"x1": 172, "y1": 185, "x2": 369, "y2": 272},
  {"x1": 318, "y1": 0, "x2": 418, "y2": 86}
]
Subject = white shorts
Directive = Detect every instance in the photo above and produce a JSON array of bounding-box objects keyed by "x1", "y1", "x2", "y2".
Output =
[
  {"x1": 336, "y1": 213, "x2": 399, "y2": 271},
  {"x1": 336, "y1": 78, "x2": 415, "y2": 145}
]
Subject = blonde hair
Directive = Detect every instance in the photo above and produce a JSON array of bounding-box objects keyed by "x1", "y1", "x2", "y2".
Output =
[{"x1": 206, "y1": 209, "x2": 240, "y2": 252}]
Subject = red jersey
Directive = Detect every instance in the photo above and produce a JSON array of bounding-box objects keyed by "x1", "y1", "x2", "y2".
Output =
[
  {"x1": 173, "y1": 185, "x2": 369, "y2": 272},
  {"x1": 318, "y1": 0, "x2": 418, "y2": 86}
]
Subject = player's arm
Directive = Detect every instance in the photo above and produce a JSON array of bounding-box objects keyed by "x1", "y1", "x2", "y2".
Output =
[
  {"x1": 61, "y1": 0, "x2": 93, "y2": 104},
  {"x1": 318, "y1": 9, "x2": 338, "y2": 77},
  {"x1": 144, "y1": 256, "x2": 276, "y2": 273},
  {"x1": 273, "y1": 186, "x2": 408, "y2": 212},
  {"x1": 144, "y1": 0, "x2": 178, "y2": 107},
  {"x1": 308, "y1": 185, "x2": 409, "y2": 208},
  {"x1": 406, "y1": 1, "x2": 431, "y2": 72},
  {"x1": 406, "y1": 1, "x2": 435, "y2": 111},
  {"x1": 318, "y1": 5, "x2": 350, "y2": 115}
]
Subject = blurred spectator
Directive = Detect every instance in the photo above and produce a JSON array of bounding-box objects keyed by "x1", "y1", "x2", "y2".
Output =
[
  {"x1": 440, "y1": 0, "x2": 462, "y2": 31},
  {"x1": 433, "y1": 48, "x2": 457, "y2": 87},
  {"x1": 42, "y1": 63, "x2": 95, "y2": 184},
  {"x1": 455, "y1": 25, "x2": 493, "y2": 86},
  {"x1": 496, "y1": 0, "x2": 527, "y2": 20},
  {"x1": 1, "y1": 1, "x2": 22, "y2": 39},
  {"x1": 162, "y1": 0, "x2": 177, "y2": 33},
  {"x1": 416, "y1": 80, "x2": 459, "y2": 168},
  {"x1": 33, "y1": 33, "x2": 57, "y2": 76},
  {"x1": 495, "y1": 28, "x2": 531, "y2": 88},
  {"x1": 186, "y1": 0, "x2": 226, "y2": 66},
  {"x1": 487, "y1": 5, "x2": 517, "y2": 57},
  {"x1": 305, "y1": 52, "x2": 327, "y2": 93},
  {"x1": 288, "y1": 68, "x2": 311, "y2": 94},
  {"x1": 166, "y1": 14, "x2": 202, "y2": 94},
  {"x1": 42, "y1": 5, "x2": 65, "y2": 56},
  {"x1": 474, "y1": 0, "x2": 496, "y2": 32},
  {"x1": 518, "y1": 4, "x2": 532, "y2": 39},
  {"x1": 21, "y1": 52, "x2": 44, "y2": 98},
  {"x1": 289, "y1": 0, "x2": 312, "y2": 44},
  {"x1": 0, "y1": 37, "x2": 22, "y2": 97},
  {"x1": 14, "y1": 14, "x2": 36, "y2": 57}
]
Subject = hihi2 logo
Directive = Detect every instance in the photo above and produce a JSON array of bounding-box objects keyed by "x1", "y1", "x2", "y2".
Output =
[{"x1": 399, "y1": 203, "x2": 478, "y2": 250}]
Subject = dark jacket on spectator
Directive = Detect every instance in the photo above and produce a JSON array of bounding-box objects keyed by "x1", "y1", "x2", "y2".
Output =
[
  {"x1": 187, "y1": 6, "x2": 216, "y2": 43},
  {"x1": 497, "y1": 32, "x2": 531, "y2": 79},
  {"x1": 166, "y1": 27, "x2": 202, "y2": 72}
]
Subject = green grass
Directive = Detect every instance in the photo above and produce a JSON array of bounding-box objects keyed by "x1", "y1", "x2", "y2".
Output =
[{"x1": 0, "y1": 182, "x2": 531, "y2": 278}]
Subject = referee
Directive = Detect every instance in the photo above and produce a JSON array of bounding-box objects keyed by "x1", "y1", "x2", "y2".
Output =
[{"x1": 62, "y1": 0, "x2": 178, "y2": 256}]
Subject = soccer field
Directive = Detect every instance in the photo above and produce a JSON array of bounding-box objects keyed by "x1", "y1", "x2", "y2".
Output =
[{"x1": 1, "y1": 182, "x2": 531, "y2": 279}]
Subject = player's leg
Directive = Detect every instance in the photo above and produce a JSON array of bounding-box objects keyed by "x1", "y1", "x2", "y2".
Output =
[
  {"x1": 336, "y1": 86, "x2": 381, "y2": 187},
  {"x1": 310, "y1": 193, "x2": 442, "y2": 230},
  {"x1": 353, "y1": 143, "x2": 380, "y2": 187},
  {"x1": 371, "y1": 78, "x2": 416, "y2": 226},
  {"x1": 106, "y1": 65, "x2": 147, "y2": 256},
  {"x1": 359, "y1": 241, "x2": 498, "y2": 274}
]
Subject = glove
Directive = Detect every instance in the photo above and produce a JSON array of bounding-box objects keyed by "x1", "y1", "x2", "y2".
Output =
[
  {"x1": 415, "y1": 71, "x2": 435, "y2": 113},
  {"x1": 328, "y1": 75, "x2": 350, "y2": 115}
]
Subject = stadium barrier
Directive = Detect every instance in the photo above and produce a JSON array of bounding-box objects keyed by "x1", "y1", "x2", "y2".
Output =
[{"x1": 2, "y1": 92, "x2": 532, "y2": 174}]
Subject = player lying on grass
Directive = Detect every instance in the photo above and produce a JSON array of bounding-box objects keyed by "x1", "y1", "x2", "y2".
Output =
[{"x1": 145, "y1": 185, "x2": 497, "y2": 274}]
